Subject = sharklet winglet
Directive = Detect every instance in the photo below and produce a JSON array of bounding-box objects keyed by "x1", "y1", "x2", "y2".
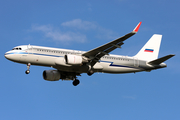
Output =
[{"x1": 133, "y1": 22, "x2": 142, "y2": 33}]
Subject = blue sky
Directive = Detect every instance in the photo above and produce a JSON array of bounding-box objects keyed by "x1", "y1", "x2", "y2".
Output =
[{"x1": 1, "y1": 0, "x2": 180, "y2": 120}]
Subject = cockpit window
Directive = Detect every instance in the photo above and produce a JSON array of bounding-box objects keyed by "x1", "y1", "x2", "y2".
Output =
[{"x1": 12, "y1": 48, "x2": 22, "y2": 50}]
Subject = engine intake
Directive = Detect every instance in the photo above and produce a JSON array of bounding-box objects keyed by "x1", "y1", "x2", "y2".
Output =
[{"x1": 43, "y1": 70, "x2": 60, "y2": 81}]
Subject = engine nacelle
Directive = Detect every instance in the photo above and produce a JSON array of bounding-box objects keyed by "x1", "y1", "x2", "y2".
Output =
[
  {"x1": 43, "y1": 70, "x2": 60, "y2": 81},
  {"x1": 64, "y1": 54, "x2": 88, "y2": 65}
]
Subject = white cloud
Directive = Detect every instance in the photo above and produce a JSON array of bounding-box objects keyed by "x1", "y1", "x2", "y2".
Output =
[
  {"x1": 30, "y1": 19, "x2": 118, "y2": 45},
  {"x1": 31, "y1": 24, "x2": 87, "y2": 43},
  {"x1": 31, "y1": 24, "x2": 53, "y2": 32},
  {"x1": 61, "y1": 19, "x2": 97, "y2": 30},
  {"x1": 61, "y1": 19, "x2": 118, "y2": 40}
]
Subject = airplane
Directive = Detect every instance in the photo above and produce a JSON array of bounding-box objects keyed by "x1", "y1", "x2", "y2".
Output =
[{"x1": 4, "y1": 22, "x2": 175, "y2": 86}]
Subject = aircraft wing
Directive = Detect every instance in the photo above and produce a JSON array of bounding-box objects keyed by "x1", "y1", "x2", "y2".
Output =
[{"x1": 82, "y1": 22, "x2": 142, "y2": 66}]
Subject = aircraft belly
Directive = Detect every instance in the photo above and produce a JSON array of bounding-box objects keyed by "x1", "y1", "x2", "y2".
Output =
[
  {"x1": 54, "y1": 65, "x2": 89, "y2": 73},
  {"x1": 99, "y1": 62, "x2": 142, "y2": 73},
  {"x1": 103, "y1": 67, "x2": 141, "y2": 73}
]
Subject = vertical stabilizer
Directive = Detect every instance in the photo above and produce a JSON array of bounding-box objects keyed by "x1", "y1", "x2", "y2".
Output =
[{"x1": 134, "y1": 34, "x2": 162, "y2": 61}]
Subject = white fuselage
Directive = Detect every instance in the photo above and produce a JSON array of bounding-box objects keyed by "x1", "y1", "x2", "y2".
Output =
[{"x1": 5, "y1": 45, "x2": 165, "y2": 74}]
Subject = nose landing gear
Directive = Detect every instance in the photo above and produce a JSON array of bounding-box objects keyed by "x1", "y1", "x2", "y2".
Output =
[{"x1": 25, "y1": 63, "x2": 31, "y2": 74}]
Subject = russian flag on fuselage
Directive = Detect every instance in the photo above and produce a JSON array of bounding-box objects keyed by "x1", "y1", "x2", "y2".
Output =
[{"x1": 144, "y1": 49, "x2": 154, "y2": 52}]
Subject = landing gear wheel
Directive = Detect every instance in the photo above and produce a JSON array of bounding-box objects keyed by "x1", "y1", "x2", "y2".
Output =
[
  {"x1": 25, "y1": 63, "x2": 31, "y2": 74},
  {"x1": 72, "y1": 79, "x2": 80, "y2": 86},
  {"x1": 25, "y1": 70, "x2": 30, "y2": 74},
  {"x1": 87, "y1": 70, "x2": 94, "y2": 76}
]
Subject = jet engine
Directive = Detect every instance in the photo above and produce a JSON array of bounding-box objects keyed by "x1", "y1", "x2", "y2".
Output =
[
  {"x1": 43, "y1": 70, "x2": 60, "y2": 81},
  {"x1": 64, "y1": 54, "x2": 88, "y2": 65}
]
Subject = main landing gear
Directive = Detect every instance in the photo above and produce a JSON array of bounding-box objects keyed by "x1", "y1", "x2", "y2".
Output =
[
  {"x1": 25, "y1": 63, "x2": 31, "y2": 74},
  {"x1": 87, "y1": 69, "x2": 94, "y2": 76},
  {"x1": 72, "y1": 79, "x2": 80, "y2": 86}
]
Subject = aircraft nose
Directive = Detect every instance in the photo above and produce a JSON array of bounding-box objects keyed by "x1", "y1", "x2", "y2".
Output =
[
  {"x1": 4, "y1": 51, "x2": 20, "y2": 62},
  {"x1": 4, "y1": 52, "x2": 11, "y2": 60},
  {"x1": 4, "y1": 52, "x2": 9, "y2": 59}
]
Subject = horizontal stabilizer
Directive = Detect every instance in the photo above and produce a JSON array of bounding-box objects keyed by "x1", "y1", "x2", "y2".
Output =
[{"x1": 148, "y1": 54, "x2": 175, "y2": 65}]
